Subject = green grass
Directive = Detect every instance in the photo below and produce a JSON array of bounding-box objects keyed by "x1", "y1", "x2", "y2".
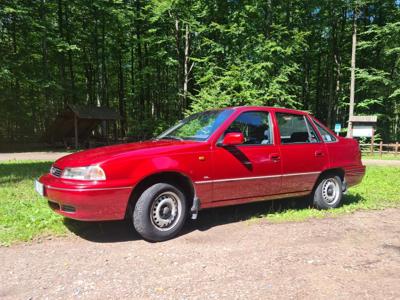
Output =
[
  {"x1": 0, "y1": 160, "x2": 399, "y2": 245},
  {"x1": 0, "y1": 161, "x2": 67, "y2": 245},
  {"x1": 362, "y1": 153, "x2": 400, "y2": 160}
]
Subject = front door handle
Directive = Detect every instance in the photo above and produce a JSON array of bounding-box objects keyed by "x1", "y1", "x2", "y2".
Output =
[
  {"x1": 270, "y1": 153, "x2": 281, "y2": 162},
  {"x1": 315, "y1": 150, "x2": 325, "y2": 157}
]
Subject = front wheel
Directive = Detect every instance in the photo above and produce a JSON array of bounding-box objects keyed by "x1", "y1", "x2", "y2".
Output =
[
  {"x1": 313, "y1": 175, "x2": 343, "y2": 209},
  {"x1": 133, "y1": 183, "x2": 187, "y2": 242}
]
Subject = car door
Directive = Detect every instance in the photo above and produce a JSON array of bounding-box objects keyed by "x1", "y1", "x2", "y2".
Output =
[
  {"x1": 275, "y1": 112, "x2": 329, "y2": 193},
  {"x1": 211, "y1": 110, "x2": 282, "y2": 202}
]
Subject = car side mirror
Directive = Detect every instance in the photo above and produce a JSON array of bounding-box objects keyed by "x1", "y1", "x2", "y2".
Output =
[{"x1": 221, "y1": 132, "x2": 244, "y2": 146}]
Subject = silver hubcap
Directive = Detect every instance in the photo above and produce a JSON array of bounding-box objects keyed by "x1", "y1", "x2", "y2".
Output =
[
  {"x1": 322, "y1": 178, "x2": 340, "y2": 205},
  {"x1": 150, "y1": 192, "x2": 182, "y2": 231}
]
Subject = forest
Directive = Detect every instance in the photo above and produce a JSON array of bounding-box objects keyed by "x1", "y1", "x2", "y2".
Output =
[{"x1": 0, "y1": 0, "x2": 399, "y2": 143}]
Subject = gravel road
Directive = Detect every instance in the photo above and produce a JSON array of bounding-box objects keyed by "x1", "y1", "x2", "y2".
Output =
[
  {"x1": 0, "y1": 152, "x2": 70, "y2": 162},
  {"x1": 1, "y1": 208, "x2": 399, "y2": 299}
]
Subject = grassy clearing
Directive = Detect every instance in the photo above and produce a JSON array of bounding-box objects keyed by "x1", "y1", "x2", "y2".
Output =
[
  {"x1": 362, "y1": 153, "x2": 400, "y2": 160},
  {"x1": 0, "y1": 160, "x2": 399, "y2": 245},
  {"x1": 0, "y1": 161, "x2": 67, "y2": 246}
]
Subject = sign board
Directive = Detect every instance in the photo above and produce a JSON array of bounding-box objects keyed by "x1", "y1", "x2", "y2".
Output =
[
  {"x1": 350, "y1": 115, "x2": 377, "y2": 123},
  {"x1": 334, "y1": 123, "x2": 341, "y2": 134},
  {"x1": 353, "y1": 125, "x2": 374, "y2": 137}
]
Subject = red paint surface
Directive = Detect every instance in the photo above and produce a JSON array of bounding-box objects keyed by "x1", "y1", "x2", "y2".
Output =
[{"x1": 38, "y1": 106, "x2": 365, "y2": 221}]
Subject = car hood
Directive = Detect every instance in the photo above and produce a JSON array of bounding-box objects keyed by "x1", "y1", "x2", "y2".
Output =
[{"x1": 54, "y1": 140, "x2": 201, "y2": 168}]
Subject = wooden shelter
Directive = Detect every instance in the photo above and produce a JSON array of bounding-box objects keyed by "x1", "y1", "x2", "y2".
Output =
[{"x1": 45, "y1": 104, "x2": 121, "y2": 149}]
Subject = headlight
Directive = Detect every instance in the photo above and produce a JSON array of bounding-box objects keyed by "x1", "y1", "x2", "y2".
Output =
[{"x1": 61, "y1": 166, "x2": 106, "y2": 181}]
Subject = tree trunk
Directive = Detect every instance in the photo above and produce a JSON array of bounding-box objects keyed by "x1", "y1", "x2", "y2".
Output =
[
  {"x1": 40, "y1": 0, "x2": 51, "y2": 127},
  {"x1": 314, "y1": 54, "x2": 322, "y2": 118},
  {"x1": 264, "y1": 0, "x2": 272, "y2": 37},
  {"x1": 118, "y1": 51, "x2": 126, "y2": 136},
  {"x1": 64, "y1": 2, "x2": 75, "y2": 103},
  {"x1": 101, "y1": 10, "x2": 108, "y2": 107},
  {"x1": 136, "y1": 0, "x2": 144, "y2": 118},
  {"x1": 84, "y1": 49, "x2": 94, "y2": 105},
  {"x1": 11, "y1": 15, "x2": 20, "y2": 141},
  {"x1": 347, "y1": 9, "x2": 357, "y2": 137},
  {"x1": 57, "y1": 0, "x2": 67, "y2": 106},
  {"x1": 93, "y1": 4, "x2": 100, "y2": 107},
  {"x1": 183, "y1": 23, "x2": 190, "y2": 111},
  {"x1": 173, "y1": 14, "x2": 182, "y2": 111}
]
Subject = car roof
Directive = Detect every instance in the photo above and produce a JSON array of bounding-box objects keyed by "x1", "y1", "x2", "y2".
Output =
[{"x1": 227, "y1": 106, "x2": 310, "y2": 115}]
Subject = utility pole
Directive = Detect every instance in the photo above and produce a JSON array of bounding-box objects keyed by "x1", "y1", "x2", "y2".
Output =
[{"x1": 347, "y1": 9, "x2": 357, "y2": 138}]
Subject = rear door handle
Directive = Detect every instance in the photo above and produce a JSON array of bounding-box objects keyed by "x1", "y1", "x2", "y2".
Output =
[
  {"x1": 270, "y1": 153, "x2": 280, "y2": 162},
  {"x1": 315, "y1": 150, "x2": 325, "y2": 157}
]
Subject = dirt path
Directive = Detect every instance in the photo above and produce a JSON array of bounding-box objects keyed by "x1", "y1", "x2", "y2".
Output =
[
  {"x1": 362, "y1": 159, "x2": 400, "y2": 166},
  {"x1": 1, "y1": 208, "x2": 399, "y2": 299},
  {"x1": 0, "y1": 152, "x2": 70, "y2": 162}
]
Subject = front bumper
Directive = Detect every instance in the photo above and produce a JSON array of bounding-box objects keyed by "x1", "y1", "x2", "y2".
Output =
[{"x1": 37, "y1": 174, "x2": 133, "y2": 221}]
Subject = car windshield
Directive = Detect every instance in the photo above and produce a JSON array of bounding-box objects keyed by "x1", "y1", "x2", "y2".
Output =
[{"x1": 157, "y1": 109, "x2": 234, "y2": 141}]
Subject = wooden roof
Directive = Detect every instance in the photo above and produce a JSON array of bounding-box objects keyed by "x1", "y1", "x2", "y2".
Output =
[
  {"x1": 44, "y1": 104, "x2": 121, "y2": 142},
  {"x1": 68, "y1": 104, "x2": 121, "y2": 120}
]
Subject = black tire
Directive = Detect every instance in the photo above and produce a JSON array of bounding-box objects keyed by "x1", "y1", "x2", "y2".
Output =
[
  {"x1": 133, "y1": 183, "x2": 187, "y2": 242},
  {"x1": 313, "y1": 175, "x2": 343, "y2": 209}
]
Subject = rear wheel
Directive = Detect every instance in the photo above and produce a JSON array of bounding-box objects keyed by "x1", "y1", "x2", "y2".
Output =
[
  {"x1": 133, "y1": 183, "x2": 187, "y2": 242},
  {"x1": 313, "y1": 175, "x2": 343, "y2": 209}
]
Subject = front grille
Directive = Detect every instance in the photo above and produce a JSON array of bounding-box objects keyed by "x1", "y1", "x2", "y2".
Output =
[{"x1": 50, "y1": 166, "x2": 62, "y2": 177}]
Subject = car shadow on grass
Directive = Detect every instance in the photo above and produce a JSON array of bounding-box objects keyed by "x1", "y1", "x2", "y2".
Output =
[
  {"x1": 64, "y1": 193, "x2": 364, "y2": 243},
  {"x1": 341, "y1": 193, "x2": 363, "y2": 206}
]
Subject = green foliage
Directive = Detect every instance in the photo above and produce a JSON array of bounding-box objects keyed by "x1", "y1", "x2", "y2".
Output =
[
  {"x1": 356, "y1": 20, "x2": 400, "y2": 140},
  {"x1": 189, "y1": 13, "x2": 307, "y2": 112},
  {"x1": 0, "y1": 0, "x2": 399, "y2": 141}
]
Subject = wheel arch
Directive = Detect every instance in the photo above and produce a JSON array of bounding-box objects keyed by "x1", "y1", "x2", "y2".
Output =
[
  {"x1": 126, "y1": 171, "x2": 196, "y2": 218},
  {"x1": 313, "y1": 167, "x2": 345, "y2": 191}
]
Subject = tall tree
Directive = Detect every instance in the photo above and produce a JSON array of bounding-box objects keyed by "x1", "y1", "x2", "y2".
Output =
[{"x1": 0, "y1": 0, "x2": 399, "y2": 143}]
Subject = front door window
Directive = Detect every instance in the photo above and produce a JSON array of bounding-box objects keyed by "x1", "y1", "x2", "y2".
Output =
[{"x1": 223, "y1": 111, "x2": 273, "y2": 145}]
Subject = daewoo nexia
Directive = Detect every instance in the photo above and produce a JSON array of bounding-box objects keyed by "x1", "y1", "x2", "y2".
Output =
[{"x1": 35, "y1": 106, "x2": 365, "y2": 241}]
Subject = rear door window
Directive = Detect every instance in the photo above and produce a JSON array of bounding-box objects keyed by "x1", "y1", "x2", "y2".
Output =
[
  {"x1": 313, "y1": 121, "x2": 337, "y2": 142},
  {"x1": 276, "y1": 113, "x2": 320, "y2": 144}
]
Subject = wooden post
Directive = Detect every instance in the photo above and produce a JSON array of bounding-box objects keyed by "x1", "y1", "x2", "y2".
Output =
[
  {"x1": 379, "y1": 141, "x2": 383, "y2": 158},
  {"x1": 114, "y1": 121, "x2": 118, "y2": 143},
  {"x1": 74, "y1": 114, "x2": 78, "y2": 149},
  {"x1": 370, "y1": 128, "x2": 374, "y2": 155},
  {"x1": 395, "y1": 142, "x2": 399, "y2": 156}
]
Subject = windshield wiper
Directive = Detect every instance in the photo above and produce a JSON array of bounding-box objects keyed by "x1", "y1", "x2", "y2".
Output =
[{"x1": 160, "y1": 135, "x2": 184, "y2": 141}]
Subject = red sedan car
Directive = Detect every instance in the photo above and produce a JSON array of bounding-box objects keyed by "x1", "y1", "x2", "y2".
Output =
[{"x1": 35, "y1": 106, "x2": 365, "y2": 241}]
